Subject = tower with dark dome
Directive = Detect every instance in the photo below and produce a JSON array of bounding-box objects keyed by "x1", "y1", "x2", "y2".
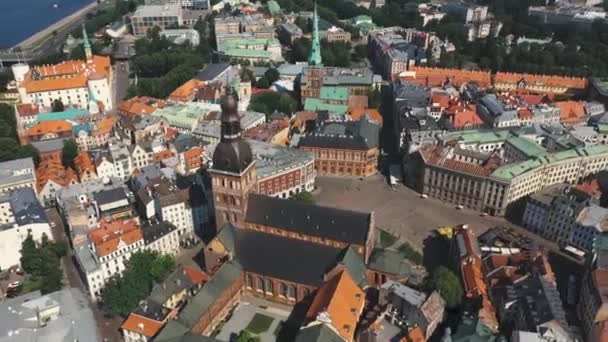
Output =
[{"x1": 209, "y1": 89, "x2": 257, "y2": 228}]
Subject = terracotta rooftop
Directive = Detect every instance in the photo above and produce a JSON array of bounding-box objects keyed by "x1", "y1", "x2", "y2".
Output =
[
  {"x1": 89, "y1": 218, "x2": 142, "y2": 257},
  {"x1": 118, "y1": 96, "x2": 165, "y2": 116},
  {"x1": 183, "y1": 265, "x2": 209, "y2": 284},
  {"x1": 121, "y1": 313, "x2": 165, "y2": 337},
  {"x1": 556, "y1": 100, "x2": 586, "y2": 124},
  {"x1": 36, "y1": 159, "x2": 78, "y2": 192},
  {"x1": 348, "y1": 108, "x2": 382, "y2": 124},
  {"x1": 305, "y1": 270, "x2": 365, "y2": 342},
  {"x1": 405, "y1": 66, "x2": 492, "y2": 87},
  {"x1": 16, "y1": 103, "x2": 40, "y2": 117},
  {"x1": 168, "y1": 79, "x2": 205, "y2": 102},
  {"x1": 26, "y1": 119, "x2": 72, "y2": 137},
  {"x1": 495, "y1": 72, "x2": 587, "y2": 90},
  {"x1": 23, "y1": 55, "x2": 110, "y2": 93},
  {"x1": 420, "y1": 144, "x2": 500, "y2": 177},
  {"x1": 74, "y1": 151, "x2": 96, "y2": 180}
]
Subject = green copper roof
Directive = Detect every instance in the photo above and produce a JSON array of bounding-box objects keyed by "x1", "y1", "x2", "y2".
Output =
[
  {"x1": 320, "y1": 86, "x2": 349, "y2": 101},
  {"x1": 36, "y1": 108, "x2": 90, "y2": 123},
  {"x1": 447, "y1": 129, "x2": 511, "y2": 145},
  {"x1": 339, "y1": 246, "x2": 367, "y2": 287},
  {"x1": 451, "y1": 316, "x2": 499, "y2": 342},
  {"x1": 491, "y1": 144, "x2": 608, "y2": 180},
  {"x1": 597, "y1": 124, "x2": 608, "y2": 134},
  {"x1": 308, "y1": 2, "x2": 322, "y2": 66},
  {"x1": 82, "y1": 24, "x2": 92, "y2": 57},
  {"x1": 304, "y1": 98, "x2": 348, "y2": 114},
  {"x1": 295, "y1": 324, "x2": 344, "y2": 342},
  {"x1": 153, "y1": 104, "x2": 217, "y2": 129},
  {"x1": 505, "y1": 136, "x2": 546, "y2": 157},
  {"x1": 367, "y1": 248, "x2": 413, "y2": 277}
]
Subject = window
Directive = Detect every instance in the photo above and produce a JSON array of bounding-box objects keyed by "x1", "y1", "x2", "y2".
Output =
[
  {"x1": 288, "y1": 285, "x2": 296, "y2": 299},
  {"x1": 257, "y1": 278, "x2": 264, "y2": 292},
  {"x1": 279, "y1": 283, "x2": 287, "y2": 297},
  {"x1": 302, "y1": 288, "x2": 309, "y2": 298},
  {"x1": 246, "y1": 275, "x2": 253, "y2": 288},
  {"x1": 265, "y1": 279, "x2": 273, "y2": 294}
]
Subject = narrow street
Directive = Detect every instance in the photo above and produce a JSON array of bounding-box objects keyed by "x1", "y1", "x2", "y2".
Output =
[{"x1": 46, "y1": 208, "x2": 123, "y2": 341}]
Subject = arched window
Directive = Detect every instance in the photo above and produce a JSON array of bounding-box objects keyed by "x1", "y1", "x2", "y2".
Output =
[
  {"x1": 257, "y1": 277, "x2": 264, "y2": 292},
  {"x1": 279, "y1": 283, "x2": 287, "y2": 297}
]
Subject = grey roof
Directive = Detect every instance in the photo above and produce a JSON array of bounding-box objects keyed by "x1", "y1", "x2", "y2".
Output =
[
  {"x1": 295, "y1": 323, "x2": 344, "y2": 342},
  {"x1": 0, "y1": 158, "x2": 34, "y2": 187},
  {"x1": 31, "y1": 138, "x2": 67, "y2": 153},
  {"x1": 245, "y1": 66, "x2": 269, "y2": 78},
  {"x1": 246, "y1": 194, "x2": 372, "y2": 245},
  {"x1": 234, "y1": 228, "x2": 344, "y2": 286},
  {"x1": 142, "y1": 221, "x2": 178, "y2": 244},
  {"x1": 148, "y1": 265, "x2": 203, "y2": 307},
  {"x1": 277, "y1": 62, "x2": 308, "y2": 76},
  {"x1": 172, "y1": 134, "x2": 209, "y2": 153},
  {"x1": 216, "y1": 223, "x2": 236, "y2": 253},
  {"x1": 367, "y1": 248, "x2": 416, "y2": 278},
  {"x1": 94, "y1": 187, "x2": 128, "y2": 206},
  {"x1": 177, "y1": 261, "x2": 242, "y2": 328},
  {"x1": 132, "y1": 165, "x2": 164, "y2": 191},
  {"x1": 381, "y1": 280, "x2": 426, "y2": 307},
  {"x1": 0, "y1": 288, "x2": 100, "y2": 342},
  {"x1": 195, "y1": 63, "x2": 231, "y2": 81},
  {"x1": 8, "y1": 188, "x2": 47, "y2": 226},
  {"x1": 299, "y1": 116, "x2": 381, "y2": 150}
]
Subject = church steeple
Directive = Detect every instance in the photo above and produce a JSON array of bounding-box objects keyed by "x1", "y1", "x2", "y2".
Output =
[
  {"x1": 82, "y1": 25, "x2": 92, "y2": 63},
  {"x1": 308, "y1": 1, "x2": 322, "y2": 67}
]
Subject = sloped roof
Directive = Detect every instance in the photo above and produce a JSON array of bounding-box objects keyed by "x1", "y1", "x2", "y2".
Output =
[
  {"x1": 121, "y1": 313, "x2": 164, "y2": 337},
  {"x1": 295, "y1": 323, "x2": 345, "y2": 342},
  {"x1": 305, "y1": 270, "x2": 364, "y2": 341}
]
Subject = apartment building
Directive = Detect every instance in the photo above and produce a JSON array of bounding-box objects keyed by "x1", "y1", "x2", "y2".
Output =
[
  {"x1": 523, "y1": 184, "x2": 607, "y2": 253},
  {"x1": 0, "y1": 158, "x2": 37, "y2": 196},
  {"x1": 578, "y1": 235, "x2": 608, "y2": 341}
]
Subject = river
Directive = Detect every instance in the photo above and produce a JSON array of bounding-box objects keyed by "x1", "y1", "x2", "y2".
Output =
[{"x1": 0, "y1": 0, "x2": 95, "y2": 49}]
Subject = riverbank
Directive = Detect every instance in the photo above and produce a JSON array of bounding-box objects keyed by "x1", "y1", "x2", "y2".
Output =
[{"x1": 14, "y1": 1, "x2": 98, "y2": 50}]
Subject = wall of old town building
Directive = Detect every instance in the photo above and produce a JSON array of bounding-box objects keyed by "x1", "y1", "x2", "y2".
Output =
[
  {"x1": 302, "y1": 146, "x2": 378, "y2": 178},
  {"x1": 191, "y1": 276, "x2": 244, "y2": 335},
  {"x1": 243, "y1": 272, "x2": 316, "y2": 305}
]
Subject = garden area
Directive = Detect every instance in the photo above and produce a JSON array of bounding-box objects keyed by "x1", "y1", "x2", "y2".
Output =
[{"x1": 215, "y1": 303, "x2": 289, "y2": 342}]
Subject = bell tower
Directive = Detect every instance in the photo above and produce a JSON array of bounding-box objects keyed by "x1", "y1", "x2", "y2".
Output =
[{"x1": 209, "y1": 89, "x2": 257, "y2": 229}]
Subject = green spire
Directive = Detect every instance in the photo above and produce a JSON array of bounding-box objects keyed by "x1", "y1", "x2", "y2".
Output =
[
  {"x1": 308, "y1": 1, "x2": 322, "y2": 67},
  {"x1": 82, "y1": 24, "x2": 92, "y2": 61}
]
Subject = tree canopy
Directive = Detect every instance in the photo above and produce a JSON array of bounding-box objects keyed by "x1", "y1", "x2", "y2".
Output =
[
  {"x1": 61, "y1": 139, "x2": 79, "y2": 169},
  {"x1": 101, "y1": 250, "x2": 175, "y2": 316},
  {"x1": 20, "y1": 234, "x2": 67, "y2": 295},
  {"x1": 248, "y1": 92, "x2": 298, "y2": 117},
  {"x1": 426, "y1": 266, "x2": 463, "y2": 310},
  {"x1": 293, "y1": 191, "x2": 315, "y2": 204}
]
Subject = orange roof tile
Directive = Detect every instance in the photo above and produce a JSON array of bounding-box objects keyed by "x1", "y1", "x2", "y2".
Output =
[
  {"x1": 26, "y1": 119, "x2": 72, "y2": 137},
  {"x1": 121, "y1": 313, "x2": 165, "y2": 337},
  {"x1": 403, "y1": 326, "x2": 425, "y2": 342},
  {"x1": 348, "y1": 108, "x2": 383, "y2": 125},
  {"x1": 74, "y1": 151, "x2": 95, "y2": 179},
  {"x1": 183, "y1": 147, "x2": 204, "y2": 161},
  {"x1": 461, "y1": 256, "x2": 487, "y2": 299},
  {"x1": 23, "y1": 55, "x2": 110, "y2": 93},
  {"x1": 431, "y1": 93, "x2": 450, "y2": 109},
  {"x1": 16, "y1": 103, "x2": 40, "y2": 117},
  {"x1": 96, "y1": 116, "x2": 117, "y2": 133},
  {"x1": 183, "y1": 266, "x2": 209, "y2": 284},
  {"x1": 168, "y1": 79, "x2": 205, "y2": 102},
  {"x1": 406, "y1": 66, "x2": 492, "y2": 88},
  {"x1": 495, "y1": 72, "x2": 587, "y2": 90},
  {"x1": 36, "y1": 159, "x2": 78, "y2": 192},
  {"x1": 450, "y1": 104, "x2": 483, "y2": 129},
  {"x1": 118, "y1": 96, "x2": 165, "y2": 116},
  {"x1": 306, "y1": 271, "x2": 364, "y2": 342},
  {"x1": 153, "y1": 149, "x2": 175, "y2": 162},
  {"x1": 556, "y1": 100, "x2": 586, "y2": 124},
  {"x1": 89, "y1": 219, "x2": 142, "y2": 257}
]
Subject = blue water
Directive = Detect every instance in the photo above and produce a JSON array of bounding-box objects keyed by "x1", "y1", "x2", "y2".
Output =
[{"x1": 0, "y1": 0, "x2": 94, "y2": 48}]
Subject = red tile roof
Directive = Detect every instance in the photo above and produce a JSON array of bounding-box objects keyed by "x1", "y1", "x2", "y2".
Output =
[
  {"x1": 348, "y1": 108, "x2": 383, "y2": 124},
  {"x1": 495, "y1": 72, "x2": 587, "y2": 90},
  {"x1": 121, "y1": 313, "x2": 165, "y2": 337},
  {"x1": 23, "y1": 55, "x2": 110, "y2": 93},
  {"x1": 16, "y1": 103, "x2": 40, "y2": 117},
  {"x1": 89, "y1": 219, "x2": 142, "y2": 257},
  {"x1": 183, "y1": 266, "x2": 209, "y2": 284},
  {"x1": 404, "y1": 66, "x2": 492, "y2": 88},
  {"x1": 36, "y1": 159, "x2": 78, "y2": 192},
  {"x1": 556, "y1": 100, "x2": 586, "y2": 124}
]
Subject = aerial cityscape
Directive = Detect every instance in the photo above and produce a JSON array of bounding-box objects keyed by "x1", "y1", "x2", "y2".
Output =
[{"x1": 1, "y1": 0, "x2": 608, "y2": 341}]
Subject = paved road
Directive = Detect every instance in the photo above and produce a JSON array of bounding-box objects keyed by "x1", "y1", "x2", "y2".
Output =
[
  {"x1": 113, "y1": 61, "x2": 130, "y2": 110},
  {"x1": 46, "y1": 208, "x2": 123, "y2": 341}
]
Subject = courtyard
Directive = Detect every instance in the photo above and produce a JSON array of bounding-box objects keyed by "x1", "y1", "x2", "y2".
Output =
[{"x1": 214, "y1": 299, "x2": 291, "y2": 342}]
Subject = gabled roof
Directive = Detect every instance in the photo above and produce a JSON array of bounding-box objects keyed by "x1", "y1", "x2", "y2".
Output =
[
  {"x1": 306, "y1": 270, "x2": 364, "y2": 341},
  {"x1": 177, "y1": 261, "x2": 242, "y2": 328},
  {"x1": 26, "y1": 119, "x2": 72, "y2": 136},
  {"x1": 121, "y1": 313, "x2": 164, "y2": 337},
  {"x1": 245, "y1": 194, "x2": 371, "y2": 245},
  {"x1": 337, "y1": 246, "x2": 367, "y2": 287},
  {"x1": 235, "y1": 228, "x2": 345, "y2": 286}
]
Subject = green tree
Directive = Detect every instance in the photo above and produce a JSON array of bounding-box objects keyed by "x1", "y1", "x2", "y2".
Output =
[
  {"x1": 20, "y1": 235, "x2": 43, "y2": 275},
  {"x1": 52, "y1": 99, "x2": 64, "y2": 112},
  {"x1": 426, "y1": 266, "x2": 463, "y2": 310},
  {"x1": 248, "y1": 92, "x2": 298, "y2": 116},
  {"x1": 101, "y1": 250, "x2": 176, "y2": 316},
  {"x1": 19, "y1": 233, "x2": 65, "y2": 294},
  {"x1": 293, "y1": 191, "x2": 315, "y2": 204},
  {"x1": 264, "y1": 68, "x2": 280, "y2": 84},
  {"x1": 256, "y1": 76, "x2": 270, "y2": 89},
  {"x1": 61, "y1": 139, "x2": 79, "y2": 169},
  {"x1": 368, "y1": 87, "x2": 382, "y2": 109}
]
